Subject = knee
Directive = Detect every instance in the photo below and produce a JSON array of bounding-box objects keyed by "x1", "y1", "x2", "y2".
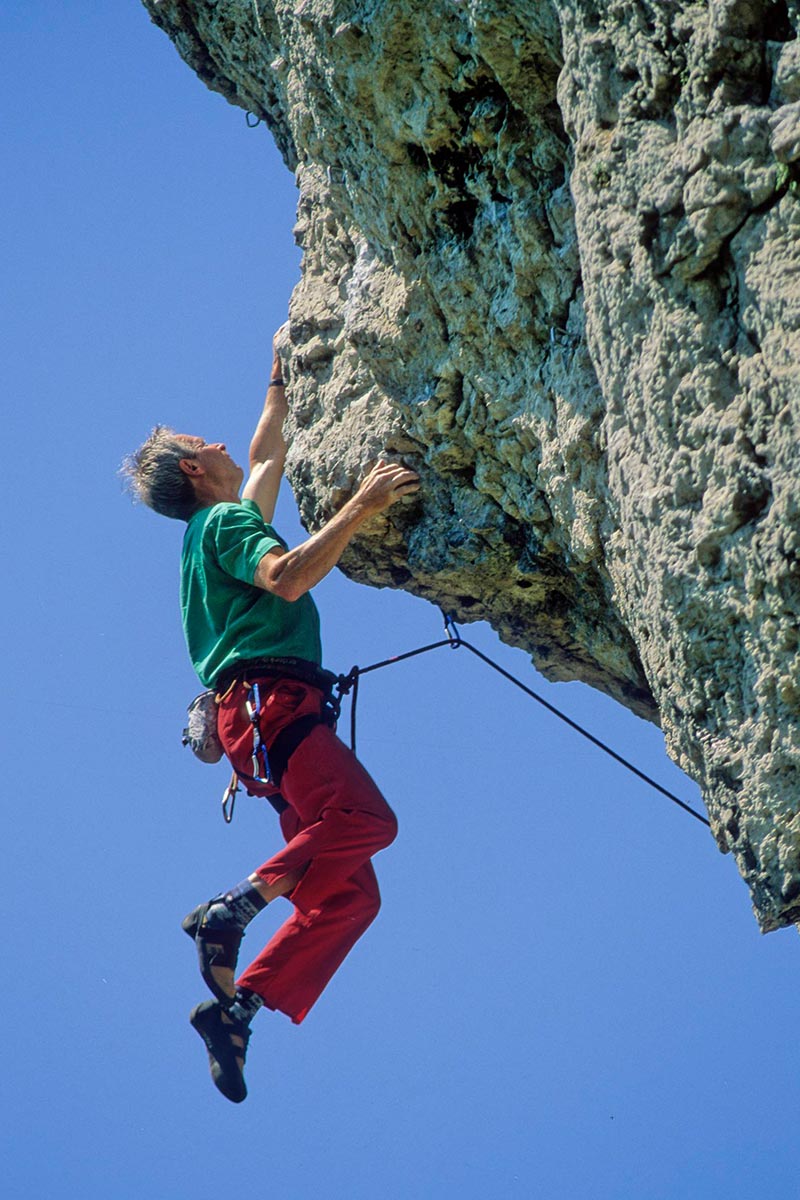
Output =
[
  {"x1": 374, "y1": 810, "x2": 398, "y2": 852},
  {"x1": 338, "y1": 875, "x2": 382, "y2": 928},
  {"x1": 360, "y1": 887, "x2": 382, "y2": 926}
]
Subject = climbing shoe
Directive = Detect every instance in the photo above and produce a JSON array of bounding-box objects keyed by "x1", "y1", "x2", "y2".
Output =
[
  {"x1": 182, "y1": 900, "x2": 244, "y2": 1005},
  {"x1": 189, "y1": 999, "x2": 250, "y2": 1104}
]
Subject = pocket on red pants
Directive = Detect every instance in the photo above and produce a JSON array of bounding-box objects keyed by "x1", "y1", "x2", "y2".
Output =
[
  {"x1": 216, "y1": 678, "x2": 324, "y2": 783},
  {"x1": 265, "y1": 682, "x2": 308, "y2": 716}
]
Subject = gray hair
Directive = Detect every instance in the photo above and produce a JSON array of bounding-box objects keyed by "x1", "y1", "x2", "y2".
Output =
[{"x1": 121, "y1": 425, "x2": 198, "y2": 521}]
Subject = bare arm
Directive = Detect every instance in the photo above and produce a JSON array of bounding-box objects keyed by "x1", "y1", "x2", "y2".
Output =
[
  {"x1": 242, "y1": 332, "x2": 288, "y2": 522},
  {"x1": 254, "y1": 460, "x2": 420, "y2": 602}
]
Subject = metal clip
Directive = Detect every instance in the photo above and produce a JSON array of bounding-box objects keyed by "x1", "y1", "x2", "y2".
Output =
[
  {"x1": 222, "y1": 772, "x2": 240, "y2": 824},
  {"x1": 442, "y1": 610, "x2": 462, "y2": 648}
]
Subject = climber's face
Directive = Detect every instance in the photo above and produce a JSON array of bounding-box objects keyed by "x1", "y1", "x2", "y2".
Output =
[{"x1": 178, "y1": 435, "x2": 244, "y2": 491}]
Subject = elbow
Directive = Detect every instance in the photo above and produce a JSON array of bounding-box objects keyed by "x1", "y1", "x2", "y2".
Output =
[
  {"x1": 260, "y1": 563, "x2": 306, "y2": 603},
  {"x1": 255, "y1": 548, "x2": 309, "y2": 602},
  {"x1": 271, "y1": 577, "x2": 306, "y2": 603}
]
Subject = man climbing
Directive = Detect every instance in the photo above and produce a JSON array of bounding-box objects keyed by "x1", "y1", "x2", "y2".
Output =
[{"x1": 123, "y1": 329, "x2": 419, "y2": 1102}]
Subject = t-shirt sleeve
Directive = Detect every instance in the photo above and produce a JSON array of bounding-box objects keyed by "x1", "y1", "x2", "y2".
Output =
[{"x1": 207, "y1": 503, "x2": 285, "y2": 585}]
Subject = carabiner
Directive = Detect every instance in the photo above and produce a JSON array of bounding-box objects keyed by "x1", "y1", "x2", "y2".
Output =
[
  {"x1": 246, "y1": 681, "x2": 272, "y2": 783},
  {"x1": 222, "y1": 772, "x2": 240, "y2": 824},
  {"x1": 442, "y1": 610, "x2": 462, "y2": 648}
]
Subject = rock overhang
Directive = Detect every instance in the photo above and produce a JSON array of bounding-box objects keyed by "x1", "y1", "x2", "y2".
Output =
[{"x1": 142, "y1": 0, "x2": 800, "y2": 934}]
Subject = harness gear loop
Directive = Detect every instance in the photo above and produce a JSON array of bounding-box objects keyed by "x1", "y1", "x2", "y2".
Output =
[{"x1": 222, "y1": 772, "x2": 240, "y2": 824}]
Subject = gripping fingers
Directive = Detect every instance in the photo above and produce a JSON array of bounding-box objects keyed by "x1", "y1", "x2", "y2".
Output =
[
  {"x1": 392, "y1": 472, "x2": 420, "y2": 493},
  {"x1": 386, "y1": 466, "x2": 421, "y2": 505},
  {"x1": 358, "y1": 460, "x2": 420, "y2": 510}
]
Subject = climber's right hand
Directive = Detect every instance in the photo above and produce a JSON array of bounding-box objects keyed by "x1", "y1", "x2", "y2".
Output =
[{"x1": 355, "y1": 459, "x2": 421, "y2": 514}]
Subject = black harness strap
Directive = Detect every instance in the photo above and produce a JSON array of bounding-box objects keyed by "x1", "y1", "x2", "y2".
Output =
[
  {"x1": 233, "y1": 707, "x2": 337, "y2": 810},
  {"x1": 215, "y1": 656, "x2": 339, "y2": 698},
  {"x1": 269, "y1": 713, "x2": 326, "y2": 786}
]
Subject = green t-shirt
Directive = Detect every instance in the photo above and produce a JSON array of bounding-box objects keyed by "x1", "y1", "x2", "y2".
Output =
[{"x1": 181, "y1": 499, "x2": 322, "y2": 686}]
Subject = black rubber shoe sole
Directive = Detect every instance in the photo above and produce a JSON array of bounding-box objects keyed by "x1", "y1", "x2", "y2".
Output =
[{"x1": 189, "y1": 1000, "x2": 250, "y2": 1104}]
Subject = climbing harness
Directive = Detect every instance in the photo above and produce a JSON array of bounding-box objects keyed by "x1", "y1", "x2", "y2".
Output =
[
  {"x1": 334, "y1": 611, "x2": 711, "y2": 830},
  {"x1": 210, "y1": 660, "x2": 342, "y2": 823},
  {"x1": 215, "y1": 655, "x2": 341, "y2": 698},
  {"x1": 236, "y1": 675, "x2": 339, "y2": 791},
  {"x1": 186, "y1": 612, "x2": 709, "y2": 831}
]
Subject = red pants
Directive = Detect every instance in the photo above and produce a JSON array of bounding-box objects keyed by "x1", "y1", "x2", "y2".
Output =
[{"x1": 216, "y1": 677, "x2": 397, "y2": 1024}]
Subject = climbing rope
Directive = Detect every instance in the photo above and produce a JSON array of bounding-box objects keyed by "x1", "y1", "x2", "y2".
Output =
[{"x1": 335, "y1": 611, "x2": 711, "y2": 830}]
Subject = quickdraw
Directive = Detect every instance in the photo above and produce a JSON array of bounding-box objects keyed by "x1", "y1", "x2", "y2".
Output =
[{"x1": 245, "y1": 680, "x2": 272, "y2": 785}]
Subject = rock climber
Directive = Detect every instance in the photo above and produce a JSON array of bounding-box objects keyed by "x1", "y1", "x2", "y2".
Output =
[{"x1": 122, "y1": 328, "x2": 420, "y2": 1102}]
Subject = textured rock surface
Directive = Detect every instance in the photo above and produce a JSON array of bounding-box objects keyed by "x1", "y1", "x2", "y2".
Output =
[{"x1": 143, "y1": 0, "x2": 800, "y2": 933}]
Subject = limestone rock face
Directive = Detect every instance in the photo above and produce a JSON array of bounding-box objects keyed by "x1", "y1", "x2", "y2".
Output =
[{"x1": 142, "y1": 0, "x2": 800, "y2": 933}]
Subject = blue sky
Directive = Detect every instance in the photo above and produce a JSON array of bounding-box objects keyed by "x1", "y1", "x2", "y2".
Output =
[{"x1": 3, "y1": 5, "x2": 799, "y2": 1199}]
